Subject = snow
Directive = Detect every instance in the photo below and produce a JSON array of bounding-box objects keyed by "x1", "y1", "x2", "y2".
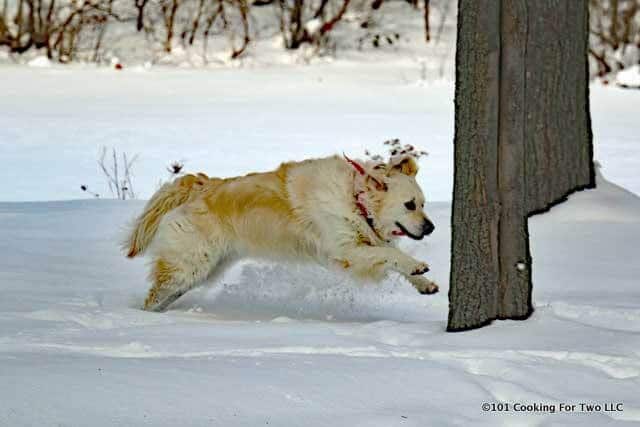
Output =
[
  {"x1": 305, "y1": 18, "x2": 323, "y2": 36},
  {"x1": 0, "y1": 65, "x2": 455, "y2": 202},
  {"x1": 0, "y1": 168, "x2": 639, "y2": 426},
  {"x1": 26, "y1": 55, "x2": 52, "y2": 68},
  {"x1": 1, "y1": 49, "x2": 640, "y2": 425},
  {"x1": 616, "y1": 64, "x2": 640, "y2": 88},
  {"x1": 1, "y1": 68, "x2": 640, "y2": 203}
]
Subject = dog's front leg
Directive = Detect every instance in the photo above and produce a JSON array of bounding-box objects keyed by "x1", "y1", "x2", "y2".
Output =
[
  {"x1": 339, "y1": 246, "x2": 429, "y2": 280},
  {"x1": 404, "y1": 274, "x2": 439, "y2": 295}
]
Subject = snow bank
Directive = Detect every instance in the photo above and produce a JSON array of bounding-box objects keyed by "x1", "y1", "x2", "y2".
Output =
[
  {"x1": 1, "y1": 68, "x2": 639, "y2": 203},
  {"x1": 0, "y1": 171, "x2": 639, "y2": 426}
]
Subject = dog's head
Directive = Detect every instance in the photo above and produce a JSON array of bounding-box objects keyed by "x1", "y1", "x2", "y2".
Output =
[{"x1": 367, "y1": 156, "x2": 434, "y2": 241}]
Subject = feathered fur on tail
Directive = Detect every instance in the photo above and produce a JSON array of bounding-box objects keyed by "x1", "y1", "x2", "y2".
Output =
[{"x1": 124, "y1": 173, "x2": 210, "y2": 258}]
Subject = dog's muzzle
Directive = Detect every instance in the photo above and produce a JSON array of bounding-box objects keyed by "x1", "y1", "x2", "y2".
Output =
[
  {"x1": 422, "y1": 219, "x2": 435, "y2": 236},
  {"x1": 396, "y1": 220, "x2": 435, "y2": 240}
]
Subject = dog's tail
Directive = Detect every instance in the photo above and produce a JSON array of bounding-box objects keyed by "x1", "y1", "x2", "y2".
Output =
[{"x1": 124, "y1": 173, "x2": 210, "y2": 258}]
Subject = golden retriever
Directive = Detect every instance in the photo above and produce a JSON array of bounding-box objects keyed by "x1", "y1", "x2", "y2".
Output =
[{"x1": 125, "y1": 154, "x2": 437, "y2": 312}]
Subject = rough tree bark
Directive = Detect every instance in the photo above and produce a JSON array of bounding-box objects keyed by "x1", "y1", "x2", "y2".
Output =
[{"x1": 447, "y1": 0, "x2": 595, "y2": 331}]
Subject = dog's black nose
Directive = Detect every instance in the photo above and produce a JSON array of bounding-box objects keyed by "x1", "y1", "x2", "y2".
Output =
[{"x1": 422, "y1": 219, "x2": 435, "y2": 236}]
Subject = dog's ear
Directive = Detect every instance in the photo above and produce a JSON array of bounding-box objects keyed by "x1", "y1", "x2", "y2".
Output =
[
  {"x1": 388, "y1": 156, "x2": 418, "y2": 177},
  {"x1": 360, "y1": 162, "x2": 387, "y2": 191}
]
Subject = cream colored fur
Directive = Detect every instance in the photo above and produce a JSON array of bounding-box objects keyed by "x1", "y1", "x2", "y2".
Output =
[{"x1": 125, "y1": 154, "x2": 437, "y2": 312}]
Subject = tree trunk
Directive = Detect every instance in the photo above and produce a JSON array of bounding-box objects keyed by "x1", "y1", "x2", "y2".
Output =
[
  {"x1": 447, "y1": 0, "x2": 595, "y2": 331},
  {"x1": 448, "y1": 0, "x2": 501, "y2": 331}
]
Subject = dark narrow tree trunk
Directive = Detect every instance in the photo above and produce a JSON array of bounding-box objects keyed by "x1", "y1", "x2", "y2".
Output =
[
  {"x1": 448, "y1": 0, "x2": 595, "y2": 331},
  {"x1": 448, "y1": 0, "x2": 501, "y2": 330}
]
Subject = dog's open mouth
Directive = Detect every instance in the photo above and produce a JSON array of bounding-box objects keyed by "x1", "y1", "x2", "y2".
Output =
[{"x1": 394, "y1": 222, "x2": 424, "y2": 240}]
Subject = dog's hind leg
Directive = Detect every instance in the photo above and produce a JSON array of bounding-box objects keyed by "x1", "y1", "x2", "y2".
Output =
[
  {"x1": 142, "y1": 208, "x2": 229, "y2": 312},
  {"x1": 143, "y1": 247, "x2": 231, "y2": 312},
  {"x1": 144, "y1": 258, "x2": 187, "y2": 312}
]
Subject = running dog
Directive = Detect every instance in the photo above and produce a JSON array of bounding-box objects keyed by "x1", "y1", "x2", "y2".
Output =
[{"x1": 125, "y1": 154, "x2": 437, "y2": 312}]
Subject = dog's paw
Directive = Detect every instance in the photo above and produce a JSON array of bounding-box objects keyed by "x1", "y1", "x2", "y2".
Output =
[
  {"x1": 418, "y1": 281, "x2": 439, "y2": 295},
  {"x1": 411, "y1": 262, "x2": 430, "y2": 275},
  {"x1": 409, "y1": 276, "x2": 438, "y2": 294}
]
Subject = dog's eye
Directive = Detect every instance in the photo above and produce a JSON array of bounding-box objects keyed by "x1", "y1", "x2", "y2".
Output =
[{"x1": 404, "y1": 200, "x2": 416, "y2": 211}]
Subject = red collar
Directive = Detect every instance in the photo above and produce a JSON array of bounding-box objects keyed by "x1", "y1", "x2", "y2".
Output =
[
  {"x1": 344, "y1": 155, "x2": 388, "y2": 242},
  {"x1": 344, "y1": 154, "x2": 366, "y2": 176},
  {"x1": 344, "y1": 154, "x2": 405, "y2": 239},
  {"x1": 344, "y1": 154, "x2": 371, "y2": 217}
]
